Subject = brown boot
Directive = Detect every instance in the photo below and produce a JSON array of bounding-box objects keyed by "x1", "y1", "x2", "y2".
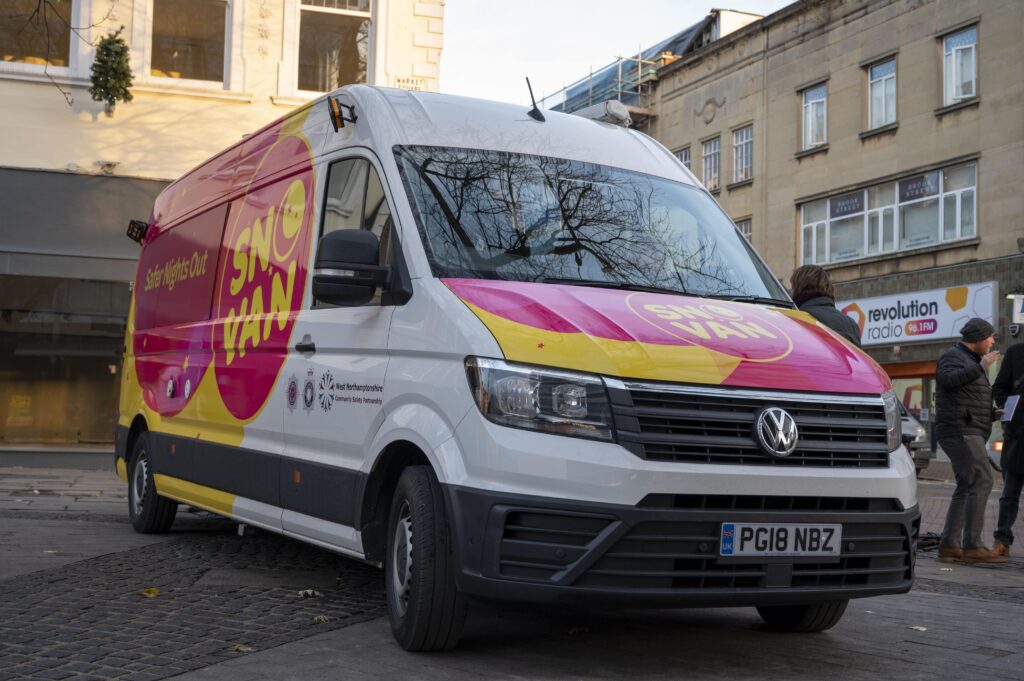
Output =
[
  {"x1": 937, "y1": 546, "x2": 963, "y2": 563},
  {"x1": 962, "y1": 547, "x2": 1008, "y2": 565},
  {"x1": 993, "y1": 541, "x2": 1010, "y2": 557}
]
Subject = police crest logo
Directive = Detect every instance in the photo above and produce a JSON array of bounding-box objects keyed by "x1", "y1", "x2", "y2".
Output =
[
  {"x1": 302, "y1": 368, "x2": 315, "y2": 414},
  {"x1": 286, "y1": 375, "x2": 299, "y2": 413}
]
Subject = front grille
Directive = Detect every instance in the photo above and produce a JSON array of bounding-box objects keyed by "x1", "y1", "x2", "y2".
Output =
[
  {"x1": 498, "y1": 510, "x2": 612, "y2": 581},
  {"x1": 495, "y1": 501, "x2": 915, "y2": 592},
  {"x1": 638, "y1": 494, "x2": 903, "y2": 512},
  {"x1": 611, "y1": 383, "x2": 890, "y2": 467}
]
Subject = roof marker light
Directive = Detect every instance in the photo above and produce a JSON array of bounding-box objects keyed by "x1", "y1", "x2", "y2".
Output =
[{"x1": 328, "y1": 97, "x2": 358, "y2": 132}]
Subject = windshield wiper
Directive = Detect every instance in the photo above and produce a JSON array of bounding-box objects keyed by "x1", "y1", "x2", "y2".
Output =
[
  {"x1": 540, "y1": 278, "x2": 689, "y2": 296},
  {"x1": 709, "y1": 294, "x2": 796, "y2": 309}
]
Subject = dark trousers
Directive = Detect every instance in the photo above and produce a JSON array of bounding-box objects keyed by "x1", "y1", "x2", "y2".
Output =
[
  {"x1": 939, "y1": 434, "x2": 994, "y2": 549},
  {"x1": 995, "y1": 437, "x2": 1023, "y2": 546}
]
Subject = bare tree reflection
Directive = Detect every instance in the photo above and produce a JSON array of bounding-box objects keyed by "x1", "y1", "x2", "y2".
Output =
[{"x1": 397, "y1": 146, "x2": 765, "y2": 297}]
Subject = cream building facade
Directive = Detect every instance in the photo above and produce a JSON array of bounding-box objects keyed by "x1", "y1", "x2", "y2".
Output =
[{"x1": 0, "y1": 0, "x2": 444, "y2": 446}]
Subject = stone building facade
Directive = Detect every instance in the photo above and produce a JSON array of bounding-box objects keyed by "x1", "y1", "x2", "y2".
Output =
[{"x1": 650, "y1": 0, "x2": 1023, "y2": 438}]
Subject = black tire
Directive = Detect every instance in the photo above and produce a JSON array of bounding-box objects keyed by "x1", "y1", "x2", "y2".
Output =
[
  {"x1": 756, "y1": 600, "x2": 848, "y2": 632},
  {"x1": 385, "y1": 466, "x2": 467, "y2": 651},
  {"x1": 128, "y1": 432, "x2": 178, "y2": 533}
]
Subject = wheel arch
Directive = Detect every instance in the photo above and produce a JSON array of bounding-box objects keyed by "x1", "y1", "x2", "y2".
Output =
[
  {"x1": 126, "y1": 414, "x2": 149, "y2": 463},
  {"x1": 359, "y1": 440, "x2": 432, "y2": 564}
]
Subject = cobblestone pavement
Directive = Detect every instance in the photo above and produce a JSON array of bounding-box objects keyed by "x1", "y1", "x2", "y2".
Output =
[
  {"x1": 1, "y1": 466, "x2": 1023, "y2": 681},
  {"x1": 0, "y1": 527, "x2": 387, "y2": 681}
]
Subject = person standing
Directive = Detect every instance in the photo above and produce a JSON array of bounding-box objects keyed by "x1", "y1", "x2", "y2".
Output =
[
  {"x1": 936, "y1": 318, "x2": 1005, "y2": 564},
  {"x1": 992, "y1": 340, "x2": 1024, "y2": 556},
  {"x1": 789, "y1": 265, "x2": 861, "y2": 346}
]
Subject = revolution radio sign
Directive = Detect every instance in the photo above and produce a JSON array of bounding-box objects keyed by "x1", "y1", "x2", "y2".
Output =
[{"x1": 837, "y1": 282, "x2": 996, "y2": 347}]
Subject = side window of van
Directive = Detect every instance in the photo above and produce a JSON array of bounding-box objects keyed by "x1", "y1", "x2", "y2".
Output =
[
  {"x1": 318, "y1": 159, "x2": 396, "y2": 306},
  {"x1": 323, "y1": 159, "x2": 369, "y2": 235}
]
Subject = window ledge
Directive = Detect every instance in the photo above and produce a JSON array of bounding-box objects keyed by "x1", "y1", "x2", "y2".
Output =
[
  {"x1": 934, "y1": 97, "x2": 980, "y2": 118},
  {"x1": 708, "y1": 187, "x2": 721, "y2": 196},
  {"x1": 726, "y1": 178, "x2": 753, "y2": 191},
  {"x1": 795, "y1": 144, "x2": 829, "y2": 160},
  {"x1": 0, "y1": 70, "x2": 86, "y2": 88},
  {"x1": 860, "y1": 122, "x2": 899, "y2": 140},
  {"x1": 271, "y1": 95, "x2": 315, "y2": 108},
  {"x1": 132, "y1": 83, "x2": 255, "y2": 103},
  {"x1": 822, "y1": 237, "x2": 980, "y2": 271}
]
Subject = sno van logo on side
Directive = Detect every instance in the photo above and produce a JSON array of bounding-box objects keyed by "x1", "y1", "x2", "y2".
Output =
[{"x1": 220, "y1": 179, "x2": 306, "y2": 366}]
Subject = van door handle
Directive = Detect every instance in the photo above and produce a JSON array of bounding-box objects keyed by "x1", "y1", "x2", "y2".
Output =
[{"x1": 294, "y1": 335, "x2": 316, "y2": 354}]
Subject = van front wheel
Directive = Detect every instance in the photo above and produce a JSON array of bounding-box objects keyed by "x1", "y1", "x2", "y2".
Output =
[
  {"x1": 756, "y1": 600, "x2": 848, "y2": 632},
  {"x1": 128, "y1": 433, "x2": 178, "y2": 533},
  {"x1": 385, "y1": 466, "x2": 467, "y2": 651}
]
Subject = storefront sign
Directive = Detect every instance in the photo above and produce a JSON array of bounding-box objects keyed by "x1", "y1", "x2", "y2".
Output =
[
  {"x1": 1012, "y1": 294, "x2": 1024, "y2": 324},
  {"x1": 837, "y1": 282, "x2": 996, "y2": 346},
  {"x1": 898, "y1": 172, "x2": 939, "y2": 202},
  {"x1": 830, "y1": 191, "x2": 864, "y2": 219}
]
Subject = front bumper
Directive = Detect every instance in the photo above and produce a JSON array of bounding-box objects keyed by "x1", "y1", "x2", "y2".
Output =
[{"x1": 446, "y1": 484, "x2": 919, "y2": 607}]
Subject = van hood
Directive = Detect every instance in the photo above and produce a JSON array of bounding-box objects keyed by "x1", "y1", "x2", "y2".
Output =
[{"x1": 444, "y1": 279, "x2": 889, "y2": 395}]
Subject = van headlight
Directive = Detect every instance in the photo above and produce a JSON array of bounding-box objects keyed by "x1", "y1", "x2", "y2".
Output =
[
  {"x1": 465, "y1": 357, "x2": 614, "y2": 441},
  {"x1": 882, "y1": 390, "x2": 901, "y2": 452}
]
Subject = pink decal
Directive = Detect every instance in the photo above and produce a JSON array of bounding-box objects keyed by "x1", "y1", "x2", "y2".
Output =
[
  {"x1": 211, "y1": 133, "x2": 314, "y2": 421},
  {"x1": 444, "y1": 278, "x2": 889, "y2": 394},
  {"x1": 133, "y1": 205, "x2": 225, "y2": 416}
]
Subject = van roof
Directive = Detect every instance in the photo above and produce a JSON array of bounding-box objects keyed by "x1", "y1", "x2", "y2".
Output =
[
  {"x1": 150, "y1": 86, "x2": 695, "y2": 231},
  {"x1": 348, "y1": 86, "x2": 693, "y2": 180}
]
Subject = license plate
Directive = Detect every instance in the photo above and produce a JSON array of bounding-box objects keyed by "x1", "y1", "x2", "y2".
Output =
[{"x1": 720, "y1": 523, "x2": 842, "y2": 557}]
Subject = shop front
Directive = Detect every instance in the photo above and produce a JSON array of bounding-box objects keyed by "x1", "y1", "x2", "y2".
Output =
[{"x1": 836, "y1": 256, "x2": 1024, "y2": 459}]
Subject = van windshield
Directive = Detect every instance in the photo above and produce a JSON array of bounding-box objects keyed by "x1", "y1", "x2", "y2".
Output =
[{"x1": 395, "y1": 145, "x2": 787, "y2": 300}]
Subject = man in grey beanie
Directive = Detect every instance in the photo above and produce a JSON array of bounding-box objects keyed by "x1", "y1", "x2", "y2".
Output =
[{"x1": 936, "y1": 317, "x2": 1004, "y2": 564}]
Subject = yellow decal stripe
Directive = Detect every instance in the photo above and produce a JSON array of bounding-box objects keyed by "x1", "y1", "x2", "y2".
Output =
[
  {"x1": 153, "y1": 474, "x2": 235, "y2": 516},
  {"x1": 465, "y1": 302, "x2": 741, "y2": 384},
  {"x1": 115, "y1": 457, "x2": 128, "y2": 483}
]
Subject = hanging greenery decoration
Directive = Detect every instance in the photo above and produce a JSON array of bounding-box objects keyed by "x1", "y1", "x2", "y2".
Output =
[{"x1": 89, "y1": 27, "x2": 134, "y2": 116}]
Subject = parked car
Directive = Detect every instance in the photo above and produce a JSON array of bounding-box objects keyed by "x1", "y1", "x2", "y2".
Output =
[{"x1": 899, "y1": 403, "x2": 933, "y2": 476}]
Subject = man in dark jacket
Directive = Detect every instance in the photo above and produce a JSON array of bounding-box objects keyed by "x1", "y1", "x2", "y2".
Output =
[
  {"x1": 789, "y1": 265, "x2": 861, "y2": 346},
  {"x1": 936, "y1": 318, "x2": 1004, "y2": 564},
  {"x1": 992, "y1": 340, "x2": 1024, "y2": 556}
]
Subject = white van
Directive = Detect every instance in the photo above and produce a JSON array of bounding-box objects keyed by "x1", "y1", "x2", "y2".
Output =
[{"x1": 117, "y1": 85, "x2": 919, "y2": 651}]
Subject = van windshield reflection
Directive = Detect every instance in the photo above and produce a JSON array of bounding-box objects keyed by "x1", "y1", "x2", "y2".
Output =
[{"x1": 395, "y1": 145, "x2": 787, "y2": 300}]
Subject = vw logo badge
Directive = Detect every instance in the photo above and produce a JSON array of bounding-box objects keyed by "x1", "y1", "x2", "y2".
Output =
[{"x1": 754, "y1": 407, "x2": 799, "y2": 458}]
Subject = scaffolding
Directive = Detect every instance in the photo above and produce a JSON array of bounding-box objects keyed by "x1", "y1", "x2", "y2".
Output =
[{"x1": 539, "y1": 53, "x2": 662, "y2": 119}]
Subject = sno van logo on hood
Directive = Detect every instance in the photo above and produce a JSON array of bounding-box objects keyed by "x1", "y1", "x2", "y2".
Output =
[{"x1": 626, "y1": 293, "x2": 793, "y2": 362}]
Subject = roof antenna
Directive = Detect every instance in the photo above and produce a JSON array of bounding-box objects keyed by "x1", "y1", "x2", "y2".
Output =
[{"x1": 525, "y1": 77, "x2": 546, "y2": 122}]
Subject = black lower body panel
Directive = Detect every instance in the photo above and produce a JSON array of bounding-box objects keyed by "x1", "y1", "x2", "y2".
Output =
[{"x1": 445, "y1": 485, "x2": 919, "y2": 607}]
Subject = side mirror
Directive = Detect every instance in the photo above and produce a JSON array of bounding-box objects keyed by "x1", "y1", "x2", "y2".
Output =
[{"x1": 312, "y1": 229, "x2": 390, "y2": 307}]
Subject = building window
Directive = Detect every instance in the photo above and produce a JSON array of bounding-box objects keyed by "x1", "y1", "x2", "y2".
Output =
[
  {"x1": 702, "y1": 137, "x2": 720, "y2": 192},
  {"x1": 298, "y1": 0, "x2": 370, "y2": 93},
  {"x1": 802, "y1": 83, "x2": 827, "y2": 150},
  {"x1": 675, "y1": 147, "x2": 691, "y2": 171},
  {"x1": 732, "y1": 125, "x2": 752, "y2": 182},
  {"x1": 151, "y1": 0, "x2": 227, "y2": 82},
  {"x1": 0, "y1": 0, "x2": 72, "y2": 67},
  {"x1": 800, "y1": 161, "x2": 976, "y2": 265},
  {"x1": 868, "y1": 59, "x2": 896, "y2": 129},
  {"x1": 943, "y1": 26, "x2": 977, "y2": 105},
  {"x1": 735, "y1": 218, "x2": 752, "y2": 242}
]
